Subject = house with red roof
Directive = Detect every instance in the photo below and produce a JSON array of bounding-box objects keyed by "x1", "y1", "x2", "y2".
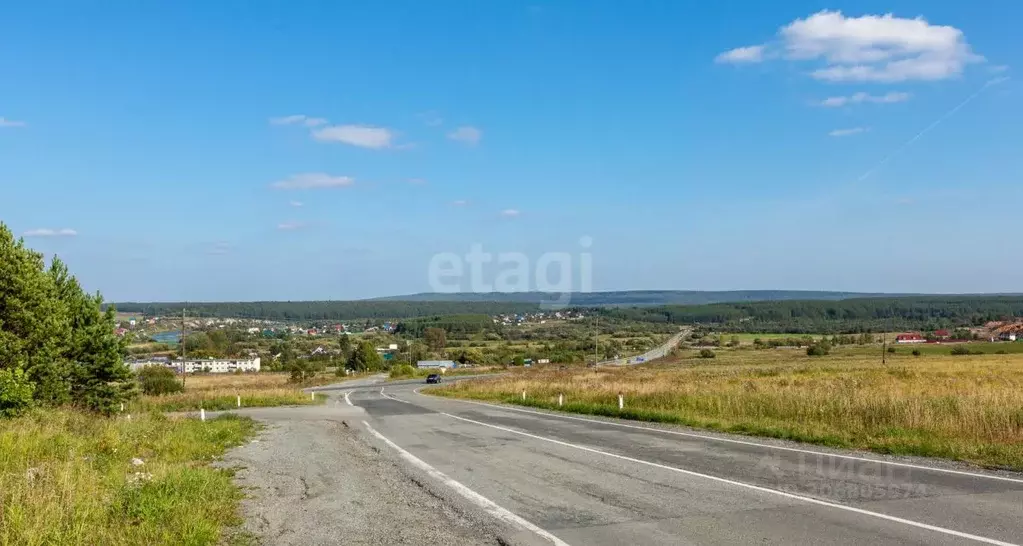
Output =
[{"x1": 895, "y1": 333, "x2": 925, "y2": 343}]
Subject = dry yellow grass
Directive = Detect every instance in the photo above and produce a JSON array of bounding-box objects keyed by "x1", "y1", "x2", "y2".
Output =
[
  {"x1": 130, "y1": 372, "x2": 351, "y2": 412},
  {"x1": 436, "y1": 350, "x2": 1023, "y2": 469}
]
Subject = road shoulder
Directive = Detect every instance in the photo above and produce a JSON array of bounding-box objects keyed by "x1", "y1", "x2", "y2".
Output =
[{"x1": 219, "y1": 408, "x2": 503, "y2": 545}]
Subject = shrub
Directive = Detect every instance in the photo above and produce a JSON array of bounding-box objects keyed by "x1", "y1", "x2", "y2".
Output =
[
  {"x1": 887, "y1": 347, "x2": 896, "y2": 354},
  {"x1": 806, "y1": 342, "x2": 831, "y2": 357},
  {"x1": 0, "y1": 368, "x2": 35, "y2": 418},
  {"x1": 950, "y1": 346, "x2": 972, "y2": 356},
  {"x1": 698, "y1": 349, "x2": 716, "y2": 359},
  {"x1": 389, "y1": 365, "x2": 416, "y2": 379},
  {"x1": 912, "y1": 349, "x2": 921, "y2": 356},
  {"x1": 288, "y1": 361, "x2": 319, "y2": 382},
  {"x1": 136, "y1": 366, "x2": 183, "y2": 396}
]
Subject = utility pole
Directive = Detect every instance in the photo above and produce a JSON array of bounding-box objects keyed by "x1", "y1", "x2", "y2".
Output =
[
  {"x1": 882, "y1": 307, "x2": 891, "y2": 365},
  {"x1": 594, "y1": 315, "x2": 599, "y2": 365},
  {"x1": 181, "y1": 306, "x2": 187, "y2": 387}
]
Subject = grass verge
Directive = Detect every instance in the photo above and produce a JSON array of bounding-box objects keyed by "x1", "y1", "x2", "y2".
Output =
[
  {"x1": 387, "y1": 365, "x2": 501, "y2": 381},
  {"x1": 0, "y1": 409, "x2": 257, "y2": 545},
  {"x1": 129, "y1": 372, "x2": 335, "y2": 412},
  {"x1": 431, "y1": 352, "x2": 1023, "y2": 471},
  {"x1": 130, "y1": 389, "x2": 325, "y2": 413}
]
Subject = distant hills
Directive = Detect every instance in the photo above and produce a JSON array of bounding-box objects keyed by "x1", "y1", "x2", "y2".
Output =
[
  {"x1": 369, "y1": 290, "x2": 910, "y2": 306},
  {"x1": 109, "y1": 291, "x2": 1023, "y2": 322}
]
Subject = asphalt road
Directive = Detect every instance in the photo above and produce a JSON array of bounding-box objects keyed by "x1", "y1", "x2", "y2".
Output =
[
  {"x1": 597, "y1": 328, "x2": 690, "y2": 366},
  {"x1": 339, "y1": 380, "x2": 1023, "y2": 546},
  {"x1": 214, "y1": 375, "x2": 509, "y2": 546}
]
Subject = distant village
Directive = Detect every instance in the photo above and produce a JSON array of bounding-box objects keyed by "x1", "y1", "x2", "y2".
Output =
[
  {"x1": 116, "y1": 309, "x2": 591, "y2": 374},
  {"x1": 894, "y1": 322, "x2": 1023, "y2": 343}
]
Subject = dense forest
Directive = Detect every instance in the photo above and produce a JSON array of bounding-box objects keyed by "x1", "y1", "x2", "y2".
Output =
[
  {"x1": 602, "y1": 296, "x2": 1023, "y2": 333},
  {"x1": 371, "y1": 290, "x2": 904, "y2": 306},
  {"x1": 108, "y1": 301, "x2": 543, "y2": 321},
  {"x1": 111, "y1": 296, "x2": 1023, "y2": 333},
  {"x1": 395, "y1": 314, "x2": 500, "y2": 337}
]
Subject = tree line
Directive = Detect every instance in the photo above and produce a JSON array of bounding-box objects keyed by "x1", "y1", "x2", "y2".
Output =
[
  {"x1": 394, "y1": 314, "x2": 498, "y2": 337},
  {"x1": 1, "y1": 224, "x2": 134, "y2": 417},
  {"x1": 107, "y1": 301, "x2": 544, "y2": 321},
  {"x1": 602, "y1": 296, "x2": 1023, "y2": 333}
]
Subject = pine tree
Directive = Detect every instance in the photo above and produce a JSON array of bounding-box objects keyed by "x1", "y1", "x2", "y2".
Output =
[
  {"x1": 0, "y1": 223, "x2": 136, "y2": 416},
  {"x1": 0, "y1": 225, "x2": 71, "y2": 404},
  {"x1": 348, "y1": 341, "x2": 384, "y2": 372}
]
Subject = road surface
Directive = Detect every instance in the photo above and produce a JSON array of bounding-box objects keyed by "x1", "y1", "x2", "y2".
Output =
[
  {"x1": 597, "y1": 327, "x2": 690, "y2": 366},
  {"x1": 338, "y1": 379, "x2": 1023, "y2": 546}
]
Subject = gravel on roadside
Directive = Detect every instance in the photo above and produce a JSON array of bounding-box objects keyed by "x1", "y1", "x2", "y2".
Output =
[{"x1": 220, "y1": 416, "x2": 502, "y2": 546}]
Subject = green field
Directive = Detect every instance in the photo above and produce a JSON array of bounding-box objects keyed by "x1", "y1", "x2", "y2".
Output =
[{"x1": 880, "y1": 341, "x2": 1023, "y2": 355}]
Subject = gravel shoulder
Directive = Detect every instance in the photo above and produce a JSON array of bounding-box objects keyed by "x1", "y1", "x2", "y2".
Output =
[{"x1": 219, "y1": 405, "x2": 503, "y2": 546}]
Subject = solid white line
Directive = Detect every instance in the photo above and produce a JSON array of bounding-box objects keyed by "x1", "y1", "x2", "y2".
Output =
[
  {"x1": 415, "y1": 392, "x2": 1023, "y2": 485},
  {"x1": 362, "y1": 421, "x2": 570, "y2": 546},
  {"x1": 441, "y1": 412, "x2": 1018, "y2": 546},
  {"x1": 380, "y1": 388, "x2": 411, "y2": 404},
  {"x1": 344, "y1": 391, "x2": 353, "y2": 406}
]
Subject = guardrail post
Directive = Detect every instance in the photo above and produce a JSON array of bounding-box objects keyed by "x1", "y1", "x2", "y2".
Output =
[{"x1": 618, "y1": 392, "x2": 624, "y2": 410}]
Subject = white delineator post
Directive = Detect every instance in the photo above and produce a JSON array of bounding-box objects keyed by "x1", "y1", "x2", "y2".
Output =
[
  {"x1": 200, "y1": 408, "x2": 206, "y2": 422},
  {"x1": 237, "y1": 395, "x2": 241, "y2": 407},
  {"x1": 120, "y1": 403, "x2": 124, "y2": 412},
  {"x1": 558, "y1": 394, "x2": 564, "y2": 407},
  {"x1": 618, "y1": 392, "x2": 624, "y2": 410},
  {"x1": 311, "y1": 392, "x2": 316, "y2": 401}
]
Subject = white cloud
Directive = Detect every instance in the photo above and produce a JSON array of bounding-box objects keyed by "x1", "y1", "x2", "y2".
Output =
[
  {"x1": 0, "y1": 117, "x2": 27, "y2": 128},
  {"x1": 720, "y1": 10, "x2": 982, "y2": 82},
  {"x1": 829, "y1": 127, "x2": 867, "y2": 137},
  {"x1": 271, "y1": 173, "x2": 355, "y2": 190},
  {"x1": 270, "y1": 115, "x2": 327, "y2": 127},
  {"x1": 990, "y1": 65, "x2": 1009, "y2": 73},
  {"x1": 820, "y1": 91, "x2": 911, "y2": 107},
  {"x1": 499, "y1": 209, "x2": 521, "y2": 217},
  {"x1": 715, "y1": 45, "x2": 765, "y2": 64},
  {"x1": 277, "y1": 222, "x2": 307, "y2": 231},
  {"x1": 447, "y1": 126, "x2": 482, "y2": 146},
  {"x1": 289, "y1": 200, "x2": 304, "y2": 207},
  {"x1": 451, "y1": 200, "x2": 469, "y2": 206},
  {"x1": 23, "y1": 228, "x2": 77, "y2": 237},
  {"x1": 312, "y1": 125, "x2": 395, "y2": 149}
]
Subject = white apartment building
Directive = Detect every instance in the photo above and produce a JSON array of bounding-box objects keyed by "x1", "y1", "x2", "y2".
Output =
[
  {"x1": 127, "y1": 357, "x2": 261, "y2": 374},
  {"x1": 182, "y1": 357, "x2": 261, "y2": 373}
]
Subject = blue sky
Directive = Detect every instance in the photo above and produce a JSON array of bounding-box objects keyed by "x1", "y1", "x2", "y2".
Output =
[{"x1": 2, "y1": 1, "x2": 1019, "y2": 301}]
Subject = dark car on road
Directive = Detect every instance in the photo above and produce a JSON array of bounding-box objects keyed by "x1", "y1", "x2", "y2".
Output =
[{"x1": 426, "y1": 374, "x2": 442, "y2": 384}]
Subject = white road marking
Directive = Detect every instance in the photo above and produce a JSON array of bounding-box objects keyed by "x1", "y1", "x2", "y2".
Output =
[
  {"x1": 380, "y1": 388, "x2": 410, "y2": 404},
  {"x1": 362, "y1": 421, "x2": 570, "y2": 546},
  {"x1": 442, "y1": 412, "x2": 1018, "y2": 546},
  {"x1": 414, "y1": 390, "x2": 1023, "y2": 485},
  {"x1": 344, "y1": 391, "x2": 353, "y2": 406}
]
